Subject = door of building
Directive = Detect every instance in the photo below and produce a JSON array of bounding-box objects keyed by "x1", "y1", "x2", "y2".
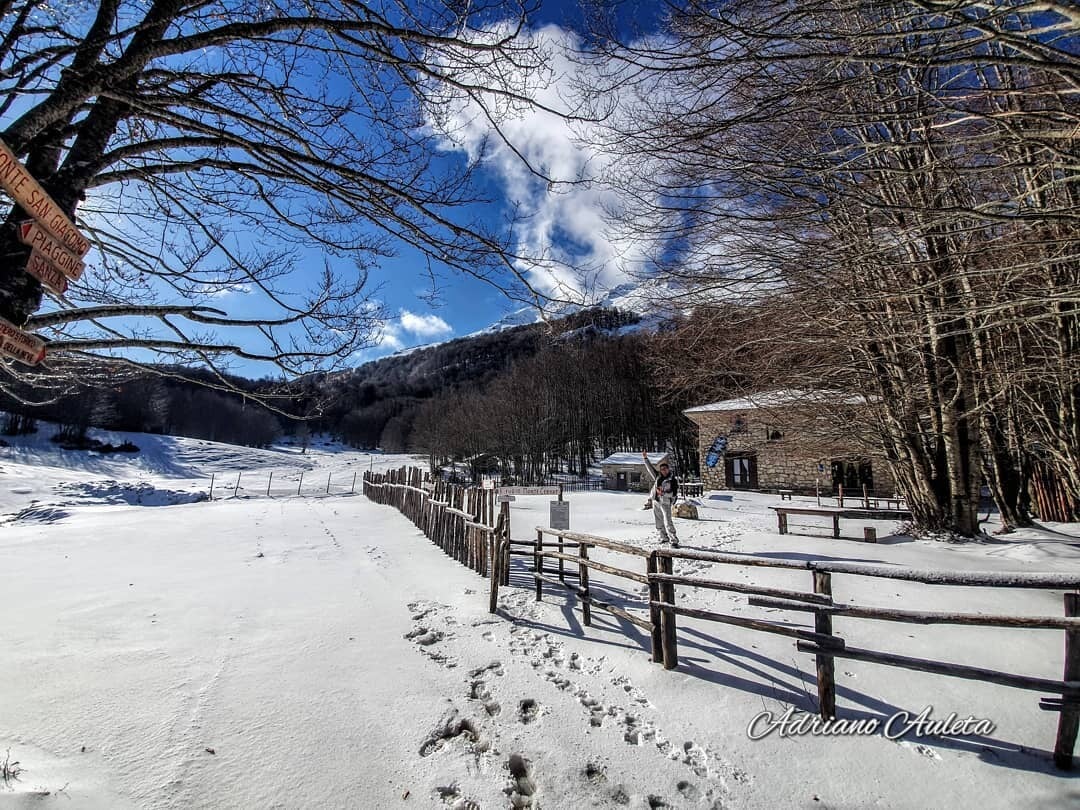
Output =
[
  {"x1": 616, "y1": 471, "x2": 628, "y2": 491},
  {"x1": 831, "y1": 459, "x2": 874, "y2": 493},
  {"x1": 725, "y1": 453, "x2": 758, "y2": 489}
]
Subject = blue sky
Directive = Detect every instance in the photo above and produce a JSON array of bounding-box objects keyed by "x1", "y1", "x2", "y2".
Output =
[
  {"x1": 333, "y1": 0, "x2": 669, "y2": 365},
  {"x1": 12, "y1": 0, "x2": 670, "y2": 377}
]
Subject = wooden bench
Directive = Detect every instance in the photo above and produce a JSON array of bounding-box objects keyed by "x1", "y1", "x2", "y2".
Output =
[
  {"x1": 772, "y1": 506, "x2": 843, "y2": 537},
  {"x1": 771, "y1": 506, "x2": 913, "y2": 539},
  {"x1": 778, "y1": 489, "x2": 795, "y2": 501}
]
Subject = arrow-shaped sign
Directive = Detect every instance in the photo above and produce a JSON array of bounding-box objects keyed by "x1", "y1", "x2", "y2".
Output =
[
  {"x1": 17, "y1": 221, "x2": 84, "y2": 280},
  {"x1": 24, "y1": 249, "x2": 69, "y2": 295},
  {"x1": 0, "y1": 317, "x2": 45, "y2": 366}
]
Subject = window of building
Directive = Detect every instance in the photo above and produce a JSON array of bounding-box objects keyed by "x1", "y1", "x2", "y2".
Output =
[{"x1": 630, "y1": 472, "x2": 641, "y2": 484}]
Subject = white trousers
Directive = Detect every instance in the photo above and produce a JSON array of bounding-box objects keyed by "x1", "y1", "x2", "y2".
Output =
[{"x1": 653, "y1": 497, "x2": 677, "y2": 543}]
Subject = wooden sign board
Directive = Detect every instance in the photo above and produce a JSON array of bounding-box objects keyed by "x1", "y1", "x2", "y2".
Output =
[
  {"x1": 17, "y1": 221, "x2": 84, "y2": 280},
  {"x1": 497, "y1": 486, "x2": 560, "y2": 497},
  {"x1": 0, "y1": 138, "x2": 90, "y2": 256},
  {"x1": 24, "y1": 249, "x2": 68, "y2": 294},
  {"x1": 496, "y1": 495, "x2": 517, "y2": 503},
  {"x1": 0, "y1": 317, "x2": 45, "y2": 366}
]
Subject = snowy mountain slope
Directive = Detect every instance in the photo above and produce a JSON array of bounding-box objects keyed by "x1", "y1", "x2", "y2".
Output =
[
  {"x1": 474, "y1": 278, "x2": 685, "y2": 338},
  {"x1": 0, "y1": 422, "x2": 423, "y2": 520}
]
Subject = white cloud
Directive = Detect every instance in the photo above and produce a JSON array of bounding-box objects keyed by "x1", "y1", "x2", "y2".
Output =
[
  {"x1": 425, "y1": 25, "x2": 665, "y2": 304},
  {"x1": 399, "y1": 309, "x2": 453, "y2": 338},
  {"x1": 373, "y1": 324, "x2": 405, "y2": 351},
  {"x1": 360, "y1": 309, "x2": 454, "y2": 361}
]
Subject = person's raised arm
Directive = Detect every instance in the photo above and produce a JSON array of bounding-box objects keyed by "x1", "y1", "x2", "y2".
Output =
[{"x1": 642, "y1": 451, "x2": 658, "y2": 480}]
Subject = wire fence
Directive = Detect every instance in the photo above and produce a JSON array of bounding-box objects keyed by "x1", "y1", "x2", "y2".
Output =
[{"x1": 207, "y1": 468, "x2": 361, "y2": 500}]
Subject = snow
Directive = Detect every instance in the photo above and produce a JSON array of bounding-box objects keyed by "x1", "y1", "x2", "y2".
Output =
[
  {"x1": 0, "y1": 424, "x2": 419, "y2": 520},
  {"x1": 2, "y1": 427, "x2": 1079, "y2": 808},
  {"x1": 600, "y1": 452, "x2": 669, "y2": 466},
  {"x1": 684, "y1": 389, "x2": 868, "y2": 413},
  {"x1": 466, "y1": 279, "x2": 684, "y2": 341}
]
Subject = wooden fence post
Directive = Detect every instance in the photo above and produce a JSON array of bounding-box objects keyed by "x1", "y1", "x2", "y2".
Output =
[
  {"x1": 234, "y1": 472, "x2": 242, "y2": 497},
  {"x1": 813, "y1": 570, "x2": 837, "y2": 719},
  {"x1": 266, "y1": 471, "x2": 273, "y2": 497},
  {"x1": 578, "y1": 541, "x2": 591, "y2": 627},
  {"x1": 1054, "y1": 593, "x2": 1080, "y2": 769},
  {"x1": 501, "y1": 500, "x2": 511, "y2": 586},
  {"x1": 297, "y1": 471, "x2": 304, "y2": 496},
  {"x1": 489, "y1": 503, "x2": 509, "y2": 614},
  {"x1": 659, "y1": 554, "x2": 678, "y2": 669},
  {"x1": 488, "y1": 529, "x2": 500, "y2": 614},
  {"x1": 326, "y1": 472, "x2": 332, "y2": 494},
  {"x1": 209, "y1": 473, "x2": 214, "y2": 500},
  {"x1": 535, "y1": 530, "x2": 544, "y2": 601},
  {"x1": 648, "y1": 552, "x2": 663, "y2": 664},
  {"x1": 351, "y1": 471, "x2": 357, "y2": 493}
]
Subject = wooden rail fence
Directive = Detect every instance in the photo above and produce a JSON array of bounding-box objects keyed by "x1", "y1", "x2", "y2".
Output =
[
  {"x1": 362, "y1": 465, "x2": 1080, "y2": 770},
  {"x1": 363, "y1": 468, "x2": 511, "y2": 602},
  {"x1": 529, "y1": 528, "x2": 1080, "y2": 770}
]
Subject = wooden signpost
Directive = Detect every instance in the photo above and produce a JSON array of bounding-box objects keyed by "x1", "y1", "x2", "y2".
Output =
[
  {"x1": 23, "y1": 250, "x2": 68, "y2": 295},
  {"x1": 496, "y1": 486, "x2": 560, "y2": 497},
  {"x1": 0, "y1": 136, "x2": 92, "y2": 365},
  {"x1": 0, "y1": 138, "x2": 90, "y2": 257},
  {"x1": 17, "y1": 221, "x2": 85, "y2": 279},
  {"x1": 0, "y1": 317, "x2": 45, "y2": 366}
]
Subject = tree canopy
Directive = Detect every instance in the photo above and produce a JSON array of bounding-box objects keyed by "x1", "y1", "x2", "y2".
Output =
[{"x1": 0, "y1": 0, "x2": 553, "y2": 403}]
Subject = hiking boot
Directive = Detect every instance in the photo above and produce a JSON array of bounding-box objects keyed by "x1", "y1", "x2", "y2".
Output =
[{"x1": 671, "y1": 538, "x2": 680, "y2": 548}]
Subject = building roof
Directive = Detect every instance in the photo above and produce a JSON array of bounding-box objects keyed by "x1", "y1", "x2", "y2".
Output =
[
  {"x1": 599, "y1": 452, "x2": 670, "y2": 466},
  {"x1": 683, "y1": 389, "x2": 866, "y2": 415}
]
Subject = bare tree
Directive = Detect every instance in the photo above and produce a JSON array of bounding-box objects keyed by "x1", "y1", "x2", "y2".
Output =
[
  {"x1": 0, "y1": 0, "x2": 557, "y2": 403},
  {"x1": 586, "y1": 0, "x2": 1079, "y2": 535}
]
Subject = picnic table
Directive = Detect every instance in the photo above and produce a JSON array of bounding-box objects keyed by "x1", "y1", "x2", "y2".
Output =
[{"x1": 771, "y1": 505, "x2": 913, "y2": 540}]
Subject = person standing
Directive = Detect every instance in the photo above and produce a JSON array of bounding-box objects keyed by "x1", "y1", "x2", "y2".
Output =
[{"x1": 642, "y1": 451, "x2": 679, "y2": 547}]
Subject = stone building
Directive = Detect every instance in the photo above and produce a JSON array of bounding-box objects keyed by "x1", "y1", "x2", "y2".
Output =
[
  {"x1": 600, "y1": 452, "x2": 672, "y2": 492},
  {"x1": 683, "y1": 391, "x2": 895, "y2": 495}
]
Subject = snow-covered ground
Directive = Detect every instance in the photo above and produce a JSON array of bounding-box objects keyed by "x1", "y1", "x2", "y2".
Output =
[
  {"x1": 0, "y1": 425, "x2": 419, "y2": 522},
  {"x1": 2, "y1": 428, "x2": 1079, "y2": 808}
]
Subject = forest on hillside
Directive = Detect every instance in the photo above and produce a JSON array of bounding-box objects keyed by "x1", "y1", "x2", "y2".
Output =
[{"x1": 0, "y1": 307, "x2": 705, "y2": 479}]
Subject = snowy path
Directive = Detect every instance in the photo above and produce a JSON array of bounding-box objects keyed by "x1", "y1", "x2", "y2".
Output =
[{"x1": 1, "y1": 495, "x2": 740, "y2": 808}]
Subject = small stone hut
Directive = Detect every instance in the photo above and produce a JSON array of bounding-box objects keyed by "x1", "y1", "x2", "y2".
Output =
[
  {"x1": 600, "y1": 452, "x2": 671, "y2": 492},
  {"x1": 683, "y1": 390, "x2": 895, "y2": 495}
]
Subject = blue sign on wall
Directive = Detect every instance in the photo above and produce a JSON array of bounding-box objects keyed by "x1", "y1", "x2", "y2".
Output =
[{"x1": 705, "y1": 436, "x2": 728, "y2": 468}]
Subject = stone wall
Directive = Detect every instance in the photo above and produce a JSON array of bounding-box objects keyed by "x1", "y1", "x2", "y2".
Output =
[
  {"x1": 689, "y1": 406, "x2": 895, "y2": 495},
  {"x1": 602, "y1": 463, "x2": 651, "y2": 492}
]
